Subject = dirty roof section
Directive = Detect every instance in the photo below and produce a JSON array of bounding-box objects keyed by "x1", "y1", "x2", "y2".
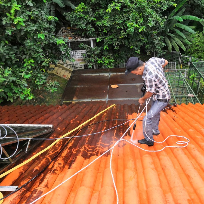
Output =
[
  {"x1": 61, "y1": 68, "x2": 144, "y2": 105},
  {"x1": 0, "y1": 102, "x2": 204, "y2": 203}
]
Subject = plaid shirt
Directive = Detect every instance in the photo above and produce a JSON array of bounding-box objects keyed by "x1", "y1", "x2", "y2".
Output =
[{"x1": 142, "y1": 57, "x2": 171, "y2": 100}]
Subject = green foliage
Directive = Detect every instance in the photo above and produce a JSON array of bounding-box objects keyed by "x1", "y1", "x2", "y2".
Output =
[
  {"x1": 0, "y1": 67, "x2": 34, "y2": 102},
  {"x1": 184, "y1": 0, "x2": 204, "y2": 20},
  {"x1": 163, "y1": 0, "x2": 203, "y2": 52},
  {"x1": 188, "y1": 72, "x2": 204, "y2": 102},
  {"x1": 45, "y1": 80, "x2": 60, "y2": 92},
  {"x1": 65, "y1": 0, "x2": 175, "y2": 68},
  {"x1": 0, "y1": 0, "x2": 71, "y2": 103},
  {"x1": 80, "y1": 43, "x2": 115, "y2": 68},
  {"x1": 52, "y1": 0, "x2": 75, "y2": 9},
  {"x1": 186, "y1": 31, "x2": 204, "y2": 60}
]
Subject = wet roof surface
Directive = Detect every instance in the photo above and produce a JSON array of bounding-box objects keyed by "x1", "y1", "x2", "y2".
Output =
[
  {"x1": 0, "y1": 102, "x2": 204, "y2": 203},
  {"x1": 62, "y1": 68, "x2": 144, "y2": 105}
]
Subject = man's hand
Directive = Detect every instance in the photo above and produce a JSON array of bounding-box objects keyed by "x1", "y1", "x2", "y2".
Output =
[
  {"x1": 162, "y1": 60, "x2": 168, "y2": 68},
  {"x1": 138, "y1": 92, "x2": 153, "y2": 105},
  {"x1": 139, "y1": 97, "x2": 145, "y2": 105}
]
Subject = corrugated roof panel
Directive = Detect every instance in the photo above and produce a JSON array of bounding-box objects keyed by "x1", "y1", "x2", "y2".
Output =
[
  {"x1": 62, "y1": 68, "x2": 144, "y2": 104},
  {"x1": 0, "y1": 103, "x2": 204, "y2": 203}
]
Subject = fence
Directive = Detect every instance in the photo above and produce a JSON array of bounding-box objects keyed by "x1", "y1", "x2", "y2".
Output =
[
  {"x1": 163, "y1": 52, "x2": 204, "y2": 104},
  {"x1": 165, "y1": 69, "x2": 200, "y2": 104},
  {"x1": 164, "y1": 51, "x2": 201, "y2": 68},
  {"x1": 187, "y1": 62, "x2": 204, "y2": 104}
]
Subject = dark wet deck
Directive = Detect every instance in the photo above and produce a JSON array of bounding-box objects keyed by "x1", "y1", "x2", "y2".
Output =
[{"x1": 62, "y1": 68, "x2": 144, "y2": 105}]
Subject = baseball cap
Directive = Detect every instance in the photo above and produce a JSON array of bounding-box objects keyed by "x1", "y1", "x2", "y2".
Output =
[{"x1": 125, "y1": 57, "x2": 140, "y2": 75}]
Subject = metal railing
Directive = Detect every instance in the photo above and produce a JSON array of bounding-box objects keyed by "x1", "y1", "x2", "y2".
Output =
[{"x1": 187, "y1": 62, "x2": 204, "y2": 104}]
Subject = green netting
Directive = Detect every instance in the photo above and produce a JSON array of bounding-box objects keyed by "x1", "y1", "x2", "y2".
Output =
[
  {"x1": 163, "y1": 52, "x2": 204, "y2": 104},
  {"x1": 187, "y1": 62, "x2": 204, "y2": 104},
  {"x1": 192, "y1": 61, "x2": 204, "y2": 77},
  {"x1": 165, "y1": 69, "x2": 200, "y2": 105}
]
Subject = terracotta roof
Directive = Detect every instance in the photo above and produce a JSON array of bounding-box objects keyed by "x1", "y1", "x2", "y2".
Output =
[{"x1": 0, "y1": 102, "x2": 204, "y2": 203}]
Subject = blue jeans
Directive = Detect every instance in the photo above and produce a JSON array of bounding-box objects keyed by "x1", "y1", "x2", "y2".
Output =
[{"x1": 143, "y1": 100, "x2": 168, "y2": 141}]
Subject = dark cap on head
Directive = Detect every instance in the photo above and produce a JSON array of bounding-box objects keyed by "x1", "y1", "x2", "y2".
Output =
[{"x1": 125, "y1": 57, "x2": 143, "y2": 75}]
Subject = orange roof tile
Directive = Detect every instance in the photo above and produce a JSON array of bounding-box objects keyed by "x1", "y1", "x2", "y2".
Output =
[{"x1": 0, "y1": 103, "x2": 204, "y2": 203}]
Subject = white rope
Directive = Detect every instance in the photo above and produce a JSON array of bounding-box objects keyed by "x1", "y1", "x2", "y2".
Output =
[
  {"x1": 0, "y1": 125, "x2": 19, "y2": 160},
  {"x1": 28, "y1": 100, "x2": 189, "y2": 204},
  {"x1": 0, "y1": 119, "x2": 133, "y2": 161},
  {"x1": 29, "y1": 106, "x2": 146, "y2": 204},
  {"x1": 3, "y1": 119, "x2": 132, "y2": 141},
  {"x1": 109, "y1": 110, "x2": 144, "y2": 204},
  {"x1": 28, "y1": 144, "x2": 113, "y2": 204},
  {"x1": 110, "y1": 99, "x2": 189, "y2": 204}
]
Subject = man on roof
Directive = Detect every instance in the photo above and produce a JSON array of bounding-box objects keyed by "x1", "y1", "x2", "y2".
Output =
[{"x1": 125, "y1": 57, "x2": 170, "y2": 146}]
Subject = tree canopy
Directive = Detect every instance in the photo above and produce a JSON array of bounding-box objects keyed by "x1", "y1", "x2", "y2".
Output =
[
  {"x1": 66, "y1": 0, "x2": 176, "y2": 67},
  {"x1": 64, "y1": 0, "x2": 203, "y2": 67},
  {"x1": 0, "y1": 0, "x2": 203, "y2": 103},
  {"x1": 164, "y1": 0, "x2": 203, "y2": 53}
]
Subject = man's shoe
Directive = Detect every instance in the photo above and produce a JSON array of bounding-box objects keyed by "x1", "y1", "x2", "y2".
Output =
[
  {"x1": 153, "y1": 131, "x2": 160, "y2": 136},
  {"x1": 138, "y1": 138, "x2": 146, "y2": 143},
  {"x1": 138, "y1": 138, "x2": 154, "y2": 146}
]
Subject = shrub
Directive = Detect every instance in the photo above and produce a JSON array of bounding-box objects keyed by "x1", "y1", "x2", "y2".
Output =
[
  {"x1": 186, "y1": 31, "x2": 204, "y2": 60},
  {"x1": 0, "y1": 0, "x2": 71, "y2": 103}
]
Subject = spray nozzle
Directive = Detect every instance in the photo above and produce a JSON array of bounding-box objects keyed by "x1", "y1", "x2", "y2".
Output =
[{"x1": 133, "y1": 124, "x2": 136, "y2": 130}]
